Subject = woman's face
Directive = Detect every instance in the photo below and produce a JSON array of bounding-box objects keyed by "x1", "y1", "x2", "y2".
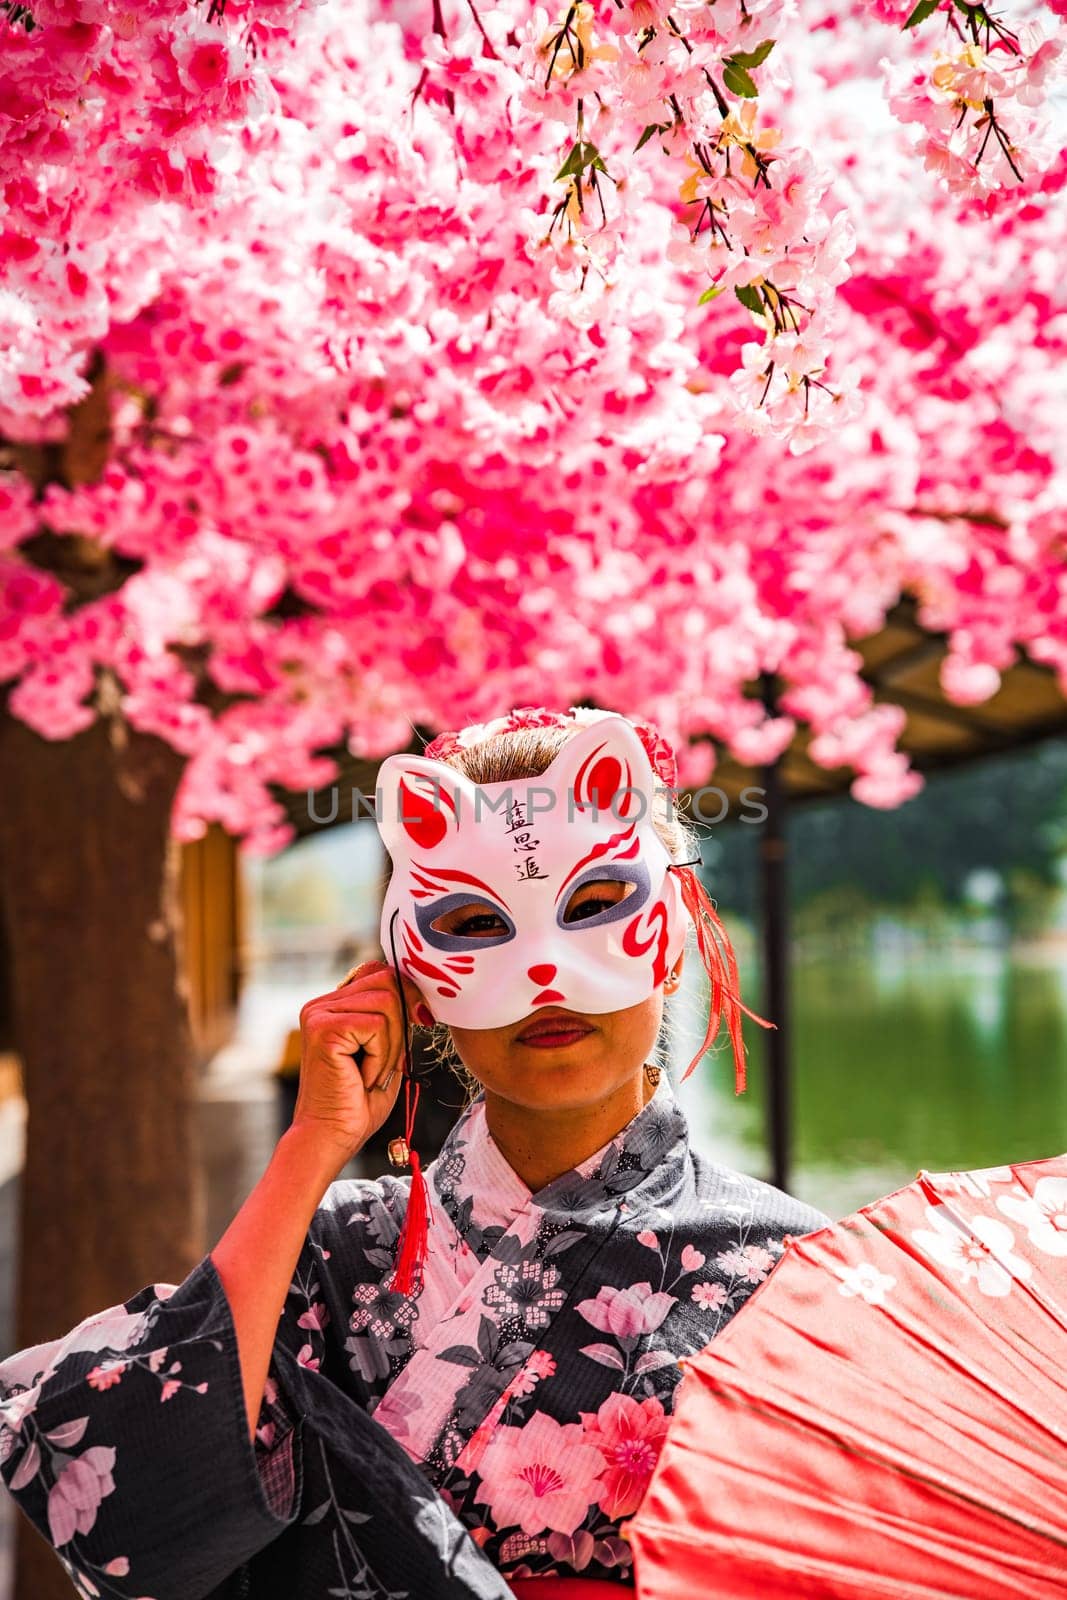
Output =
[{"x1": 447, "y1": 953, "x2": 683, "y2": 1115}]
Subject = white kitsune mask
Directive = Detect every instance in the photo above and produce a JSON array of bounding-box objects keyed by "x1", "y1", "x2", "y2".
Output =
[{"x1": 375, "y1": 715, "x2": 688, "y2": 1029}]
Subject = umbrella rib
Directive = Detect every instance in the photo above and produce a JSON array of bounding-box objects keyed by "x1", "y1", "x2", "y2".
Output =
[{"x1": 702, "y1": 1378, "x2": 1067, "y2": 1558}]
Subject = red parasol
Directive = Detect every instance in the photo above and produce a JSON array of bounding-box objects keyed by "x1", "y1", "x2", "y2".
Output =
[{"x1": 626, "y1": 1153, "x2": 1067, "y2": 1600}]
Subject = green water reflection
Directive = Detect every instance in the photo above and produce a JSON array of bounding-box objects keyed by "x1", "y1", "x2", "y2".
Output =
[{"x1": 672, "y1": 946, "x2": 1067, "y2": 1220}]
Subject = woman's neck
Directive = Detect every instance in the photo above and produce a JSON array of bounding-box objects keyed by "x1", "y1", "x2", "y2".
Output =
[{"x1": 483, "y1": 1070, "x2": 656, "y2": 1193}]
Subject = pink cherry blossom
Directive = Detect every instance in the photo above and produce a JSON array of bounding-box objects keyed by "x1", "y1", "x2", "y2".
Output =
[
  {"x1": 692, "y1": 1280, "x2": 728, "y2": 1310},
  {"x1": 474, "y1": 1413, "x2": 606, "y2": 1537},
  {"x1": 581, "y1": 1392, "x2": 670, "y2": 1519},
  {"x1": 510, "y1": 1349, "x2": 557, "y2": 1398},
  {"x1": 0, "y1": 0, "x2": 1063, "y2": 853},
  {"x1": 86, "y1": 1364, "x2": 125, "y2": 1391},
  {"x1": 715, "y1": 1244, "x2": 778, "y2": 1284}
]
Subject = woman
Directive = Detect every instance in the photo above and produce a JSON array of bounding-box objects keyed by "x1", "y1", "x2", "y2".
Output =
[{"x1": 0, "y1": 706, "x2": 828, "y2": 1600}]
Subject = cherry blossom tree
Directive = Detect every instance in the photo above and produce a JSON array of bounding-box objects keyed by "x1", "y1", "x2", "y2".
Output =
[
  {"x1": 3, "y1": 0, "x2": 1064, "y2": 836},
  {"x1": 1, "y1": 5, "x2": 1065, "y2": 1588}
]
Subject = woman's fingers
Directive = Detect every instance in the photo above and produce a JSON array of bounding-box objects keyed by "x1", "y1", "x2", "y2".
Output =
[
  {"x1": 310, "y1": 993, "x2": 408, "y2": 1091},
  {"x1": 302, "y1": 960, "x2": 428, "y2": 1103}
]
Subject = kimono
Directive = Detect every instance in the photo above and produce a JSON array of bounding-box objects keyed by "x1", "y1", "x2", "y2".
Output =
[{"x1": 0, "y1": 1079, "x2": 828, "y2": 1599}]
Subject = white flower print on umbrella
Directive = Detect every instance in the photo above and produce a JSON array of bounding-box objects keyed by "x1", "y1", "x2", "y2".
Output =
[
  {"x1": 629, "y1": 1153, "x2": 1067, "y2": 1598},
  {"x1": 911, "y1": 1205, "x2": 1031, "y2": 1298},
  {"x1": 996, "y1": 1178, "x2": 1067, "y2": 1257},
  {"x1": 834, "y1": 1262, "x2": 897, "y2": 1307}
]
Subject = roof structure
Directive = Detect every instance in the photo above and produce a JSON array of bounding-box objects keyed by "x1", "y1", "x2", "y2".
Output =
[{"x1": 270, "y1": 594, "x2": 1067, "y2": 838}]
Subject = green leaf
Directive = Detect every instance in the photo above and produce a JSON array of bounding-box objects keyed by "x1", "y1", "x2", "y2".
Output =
[
  {"x1": 734, "y1": 283, "x2": 765, "y2": 317},
  {"x1": 554, "y1": 141, "x2": 607, "y2": 181},
  {"x1": 903, "y1": 0, "x2": 940, "y2": 28},
  {"x1": 722, "y1": 61, "x2": 758, "y2": 98},
  {"x1": 635, "y1": 121, "x2": 671, "y2": 153},
  {"x1": 726, "y1": 39, "x2": 776, "y2": 69},
  {"x1": 698, "y1": 283, "x2": 726, "y2": 305}
]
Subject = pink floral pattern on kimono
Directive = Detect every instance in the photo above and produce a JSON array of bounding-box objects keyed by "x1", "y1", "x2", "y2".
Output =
[
  {"x1": 474, "y1": 1414, "x2": 606, "y2": 1536},
  {"x1": 0, "y1": 1077, "x2": 829, "y2": 1598}
]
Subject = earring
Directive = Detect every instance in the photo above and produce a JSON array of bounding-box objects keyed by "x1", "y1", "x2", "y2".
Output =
[
  {"x1": 665, "y1": 967, "x2": 680, "y2": 992},
  {"x1": 644, "y1": 1062, "x2": 662, "y2": 1088}
]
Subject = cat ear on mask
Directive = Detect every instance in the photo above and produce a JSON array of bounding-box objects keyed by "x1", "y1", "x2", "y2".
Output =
[
  {"x1": 374, "y1": 755, "x2": 480, "y2": 860},
  {"x1": 536, "y1": 713, "x2": 669, "y2": 827}
]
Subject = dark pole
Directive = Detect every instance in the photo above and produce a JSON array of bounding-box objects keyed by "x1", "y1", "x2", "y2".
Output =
[{"x1": 758, "y1": 671, "x2": 791, "y2": 1193}]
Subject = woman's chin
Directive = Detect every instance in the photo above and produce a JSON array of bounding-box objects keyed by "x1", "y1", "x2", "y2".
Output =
[{"x1": 480, "y1": 1061, "x2": 641, "y2": 1114}]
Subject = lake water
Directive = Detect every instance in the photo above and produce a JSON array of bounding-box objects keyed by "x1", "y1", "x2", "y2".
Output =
[{"x1": 672, "y1": 941, "x2": 1067, "y2": 1220}]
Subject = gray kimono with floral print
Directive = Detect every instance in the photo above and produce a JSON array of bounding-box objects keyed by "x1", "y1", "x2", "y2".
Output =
[{"x1": 0, "y1": 1080, "x2": 827, "y2": 1599}]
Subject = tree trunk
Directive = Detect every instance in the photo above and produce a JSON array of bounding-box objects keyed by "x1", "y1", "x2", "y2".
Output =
[{"x1": 0, "y1": 704, "x2": 204, "y2": 1600}]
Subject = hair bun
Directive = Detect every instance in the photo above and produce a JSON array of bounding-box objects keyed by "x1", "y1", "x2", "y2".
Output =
[{"x1": 423, "y1": 705, "x2": 678, "y2": 789}]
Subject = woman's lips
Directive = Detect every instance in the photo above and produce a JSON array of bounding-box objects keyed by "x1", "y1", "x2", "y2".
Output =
[
  {"x1": 517, "y1": 1027, "x2": 593, "y2": 1049},
  {"x1": 516, "y1": 1014, "x2": 595, "y2": 1047}
]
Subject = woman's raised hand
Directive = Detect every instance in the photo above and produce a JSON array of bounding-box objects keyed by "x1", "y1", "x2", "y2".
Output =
[
  {"x1": 293, "y1": 959, "x2": 428, "y2": 1166},
  {"x1": 214, "y1": 958, "x2": 429, "y2": 1440}
]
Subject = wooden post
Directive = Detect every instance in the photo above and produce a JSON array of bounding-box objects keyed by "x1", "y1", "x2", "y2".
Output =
[{"x1": 759, "y1": 672, "x2": 792, "y2": 1194}]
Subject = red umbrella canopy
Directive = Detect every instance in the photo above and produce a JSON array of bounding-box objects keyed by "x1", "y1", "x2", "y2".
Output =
[{"x1": 627, "y1": 1154, "x2": 1067, "y2": 1600}]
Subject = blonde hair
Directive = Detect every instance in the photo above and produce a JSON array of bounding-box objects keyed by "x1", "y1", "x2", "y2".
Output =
[{"x1": 415, "y1": 723, "x2": 706, "y2": 1096}]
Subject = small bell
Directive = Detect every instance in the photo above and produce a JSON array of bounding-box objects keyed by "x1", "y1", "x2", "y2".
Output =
[{"x1": 388, "y1": 1136, "x2": 411, "y2": 1167}]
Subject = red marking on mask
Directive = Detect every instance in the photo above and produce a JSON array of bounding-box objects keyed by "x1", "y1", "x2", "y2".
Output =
[
  {"x1": 411, "y1": 864, "x2": 514, "y2": 912},
  {"x1": 557, "y1": 824, "x2": 639, "y2": 899},
  {"x1": 531, "y1": 989, "x2": 566, "y2": 1004},
  {"x1": 528, "y1": 963, "x2": 557, "y2": 986},
  {"x1": 573, "y1": 743, "x2": 637, "y2": 816},
  {"x1": 401, "y1": 920, "x2": 460, "y2": 990},
  {"x1": 398, "y1": 776, "x2": 452, "y2": 849},
  {"x1": 622, "y1": 899, "x2": 670, "y2": 985},
  {"x1": 402, "y1": 948, "x2": 449, "y2": 984}
]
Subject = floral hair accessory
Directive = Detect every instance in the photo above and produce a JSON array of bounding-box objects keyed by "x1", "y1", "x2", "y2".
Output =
[{"x1": 424, "y1": 705, "x2": 678, "y2": 790}]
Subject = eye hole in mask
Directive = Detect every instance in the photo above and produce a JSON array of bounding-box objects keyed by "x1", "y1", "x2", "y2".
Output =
[
  {"x1": 435, "y1": 881, "x2": 639, "y2": 937},
  {"x1": 433, "y1": 901, "x2": 511, "y2": 938},
  {"x1": 419, "y1": 892, "x2": 517, "y2": 950},
  {"x1": 556, "y1": 864, "x2": 651, "y2": 930},
  {"x1": 560, "y1": 879, "x2": 638, "y2": 926}
]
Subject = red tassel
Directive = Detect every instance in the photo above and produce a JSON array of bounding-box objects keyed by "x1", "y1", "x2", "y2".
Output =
[
  {"x1": 388, "y1": 1146, "x2": 429, "y2": 1296},
  {"x1": 671, "y1": 865, "x2": 776, "y2": 1095},
  {"x1": 386, "y1": 1070, "x2": 429, "y2": 1296}
]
